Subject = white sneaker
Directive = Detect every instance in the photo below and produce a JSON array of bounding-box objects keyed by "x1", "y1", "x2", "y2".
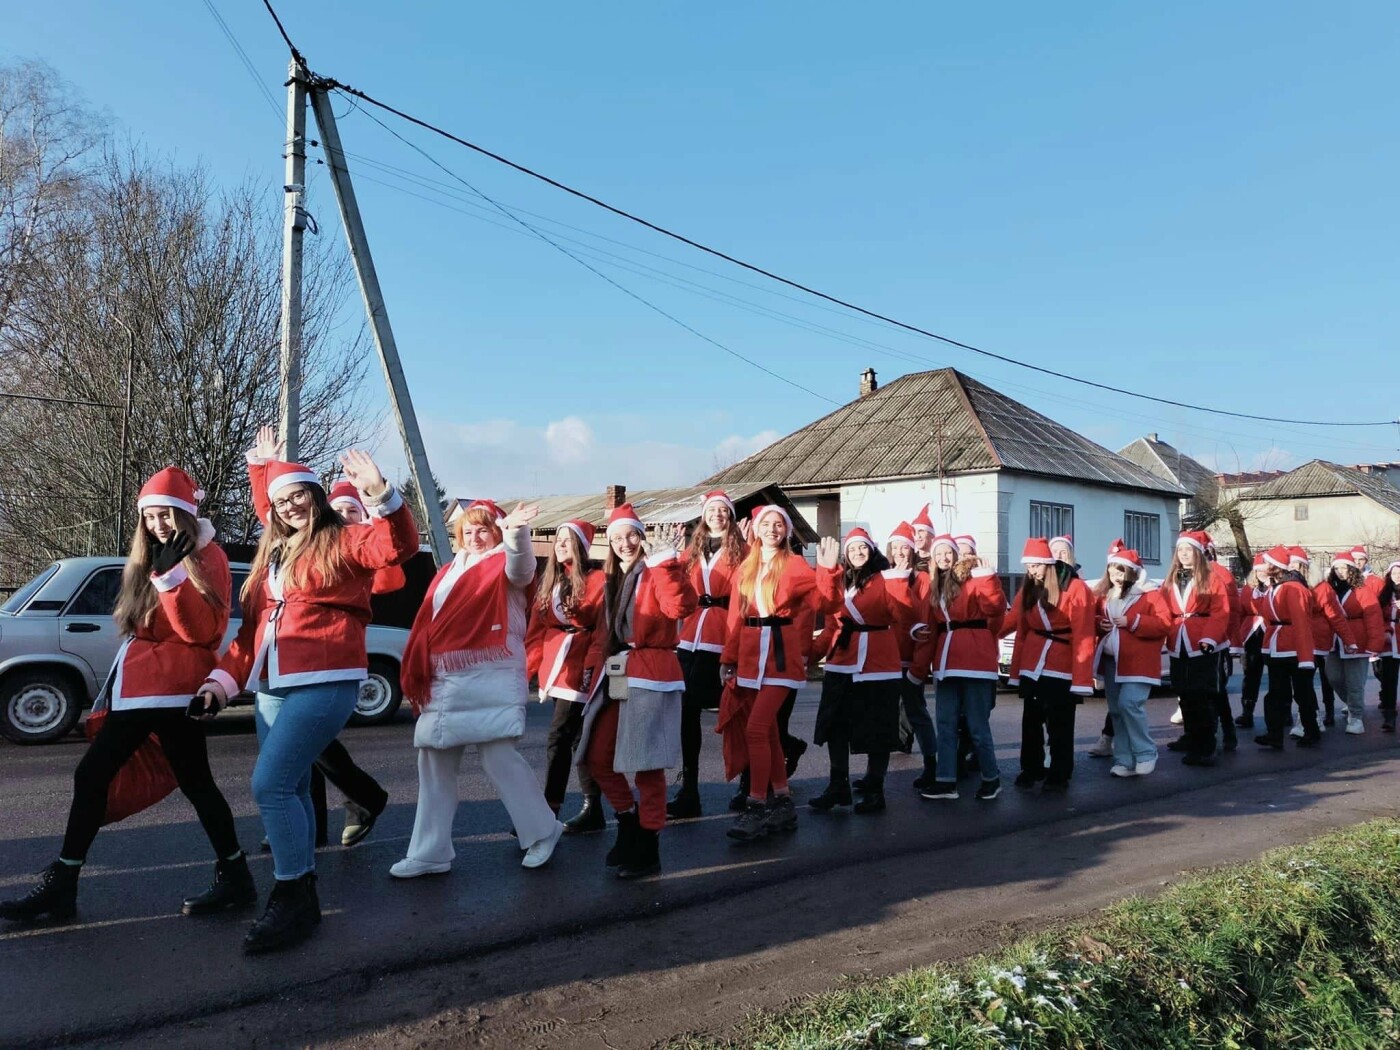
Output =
[
  {"x1": 1346, "y1": 718, "x2": 1365, "y2": 735},
  {"x1": 1087, "y1": 734, "x2": 1114, "y2": 757},
  {"x1": 1290, "y1": 724, "x2": 1305, "y2": 739},
  {"x1": 389, "y1": 857, "x2": 451, "y2": 879},
  {"x1": 521, "y1": 821, "x2": 565, "y2": 869},
  {"x1": 1110, "y1": 763, "x2": 1136, "y2": 777},
  {"x1": 1134, "y1": 759, "x2": 1157, "y2": 776},
  {"x1": 1170, "y1": 706, "x2": 1183, "y2": 725}
]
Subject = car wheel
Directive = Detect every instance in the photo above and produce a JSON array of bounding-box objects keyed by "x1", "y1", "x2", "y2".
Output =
[
  {"x1": 349, "y1": 659, "x2": 403, "y2": 726},
  {"x1": 0, "y1": 668, "x2": 84, "y2": 744}
]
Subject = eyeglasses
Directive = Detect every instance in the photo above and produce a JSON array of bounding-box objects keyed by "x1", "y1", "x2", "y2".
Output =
[{"x1": 272, "y1": 488, "x2": 312, "y2": 513}]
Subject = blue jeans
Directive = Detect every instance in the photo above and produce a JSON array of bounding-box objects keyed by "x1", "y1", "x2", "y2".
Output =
[
  {"x1": 935, "y1": 677, "x2": 998, "y2": 782},
  {"x1": 254, "y1": 681, "x2": 361, "y2": 880},
  {"x1": 1101, "y1": 660, "x2": 1156, "y2": 767}
]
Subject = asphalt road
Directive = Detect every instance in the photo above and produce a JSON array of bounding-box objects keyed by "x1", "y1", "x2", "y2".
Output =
[{"x1": 1, "y1": 680, "x2": 1396, "y2": 1048}]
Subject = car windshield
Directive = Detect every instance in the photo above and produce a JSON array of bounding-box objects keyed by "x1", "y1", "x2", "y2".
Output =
[{"x1": 0, "y1": 563, "x2": 60, "y2": 614}]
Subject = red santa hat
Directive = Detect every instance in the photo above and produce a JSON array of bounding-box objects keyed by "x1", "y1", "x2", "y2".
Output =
[
  {"x1": 751, "y1": 504, "x2": 794, "y2": 536},
  {"x1": 1176, "y1": 531, "x2": 1207, "y2": 555},
  {"x1": 1352, "y1": 544, "x2": 1369, "y2": 557},
  {"x1": 700, "y1": 490, "x2": 736, "y2": 517},
  {"x1": 931, "y1": 533, "x2": 958, "y2": 555},
  {"x1": 1289, "y1": 545, "x2": 1310, "y2": 566},
  {"x1": 887, "y1": 521, "x2": 916, "y2": 550},
  {"x1": 1049, "y1": 533, "x2": 1074, "y2": 554},
  {"x1": 953, "y1": 533, "x2": 977, "y2": 553},
  {"x1": 1331, "y1": 550, "x2": 1359, "y2": 573},
  {"x1": 606, "y1": 502, "x2": 645, "y2": 538},
  {"x1": 1386, "y1": 560, "x2": 1400, "y2": 576},
  {"x1": 843, "y1": 527, "x2": 875, "y2": 552},
  {"x1": 911, "y1": 505, "x2": 935, "y2": 532},
  {"x1": 1106, "y1": 537, "x2": 1126, "y2": 556},
  {"x1": 1107, "y1": 547, "x2": 1143, "y2": 572},
  {"x1": 1264, "y1": 545, "x2": 1293, "y2": 571},
  {"x1": 138, "y1": 467, "x2": 205, "y2": 516},
  {"x1": 328, "y1": 480, "x2": 366, "y2": 517},
  {"x1": 558, "y1": 518, "x2": 597, "y2": 550},
  {"x1": 1252, "y1": 551, "x2": 1267, "y2": 569},
  {"x1": 466, "y1": 498, "x2": 507, "y2": 524},
  {"x1": 265, "y1": 461, "x2": 322, "y2": 502},
  {"x1": 1022, "y1": 537, "x2": 1055, "y2": 565}
]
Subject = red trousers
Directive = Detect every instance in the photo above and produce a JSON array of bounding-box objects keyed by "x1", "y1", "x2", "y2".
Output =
[
  {"x1": 586, "y1": 698, "x2": 667, "y2": 832},
  {"x1": 746, "y1": 684, "x2": 791, "y2": 801}
]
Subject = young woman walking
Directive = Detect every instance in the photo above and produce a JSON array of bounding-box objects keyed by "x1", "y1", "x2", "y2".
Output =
[
  {"x1": 912, "y1": 534, "x2": 1006, "y2": 801},
  {"x1": 719, "y1": 506, "x2": 816, "y2": 842},
  {"x1": 1232, "y1": 553, "x2": 1270, "y2": 730},
  {"x1": 809, "y1": 529, "x2": 905, "y2": 814},
  {"x1": 1317, "y1": 550, "x2": 1379, "y2": 735},
  {"x1": 1376, "y1": 561, "x2": 1400, "y2": 733},
  {"x1": 1, "y1": 469, "x2": 250, "y2": 924},
  {"x1": 525, "y1": 519, "x2": 607, "y2": 830},
  {"x1": 1157, "y1": 533, "x2": 1230, "y2": 767},
  {"x1": 391, "y1": 500, "x2": 564, "y2": 882},
  {"x1": 577, "y1": 503, "x2": 697, "y2": 879},
  {"x1": 668, "y1": 490, "x2": 747, "y2": 820},
  {"x1": 880, "y1": 522, "x2": 937, "y2": 789},
  {"x1": 1255, "y1": 547, "x2": 1318, "y2": 749},
  {"x1": 1090, "y1": 547, "x2": 1168, "y2": 777},
  {"x1": 196, "y1": 448, "x2": 418, "y2": 953}
]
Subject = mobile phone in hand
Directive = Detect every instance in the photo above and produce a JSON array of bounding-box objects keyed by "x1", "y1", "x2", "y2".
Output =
[{"x1": 187, "y1": 693, "x2": 209, "y2": 718}]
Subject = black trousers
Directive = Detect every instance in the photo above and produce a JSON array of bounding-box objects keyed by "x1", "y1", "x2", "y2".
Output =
[
  {"x1": 1379, "y1": 657, "x2": 1398, "y2": 714},
  {"x1": 1241, "y1": 635, "x2": 1265, "y2": 711},
  {"x1": 1315, "y1": 654, "x2": 1336, "y2": 719},
  {"x1": 1263, "y1": 656, "x2": 1319, "y2": 740},
  {"x1": 543, "y1": 698, "x2": 597, "y2": 809},
  {"x1": 1019, "y1": 676, "x2": 1076, "y2": 783},
  {"x1": 678, "y1": 648, "x2": 722, "y2": 786},
  {"x1": 62, "y1": 708, "x2": 241, "y2": 862},
  {"x1": 1210, "y1": 652, "x2": 1236, "y2": 746},
  {"x1": 310, "y1": 736, "x2": 388, "y2": 838}
]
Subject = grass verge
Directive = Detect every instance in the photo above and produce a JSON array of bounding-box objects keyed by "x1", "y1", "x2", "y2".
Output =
[{"x1": 671, "y1": 819, "x2": 1400, "y2": 1049}]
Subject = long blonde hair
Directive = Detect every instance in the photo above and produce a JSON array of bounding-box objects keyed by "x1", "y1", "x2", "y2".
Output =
[
  {"x1": 735, "y1": 543, "x2": 791, "y2": 614},
  {"x1": 1167, "y1": 543, "x2": 1211, "y2": 596},
  {"x1": 536, "y1": 528, "x2": 591, "y2": 617},
  {"x1": 114, "y1": 508, "x2": 221, "y2": 636},
  {"x1": 242, "y1": 484, "x2": 347, "y2": 605}
]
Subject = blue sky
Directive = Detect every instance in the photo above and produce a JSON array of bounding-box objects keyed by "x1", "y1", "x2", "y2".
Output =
[{"x1": 5, "y1": 2, "x2": 1397, "y2": 498}]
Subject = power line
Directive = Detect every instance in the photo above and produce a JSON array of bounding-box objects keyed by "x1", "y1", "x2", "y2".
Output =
[
  {"x1": 197, "y1": 0, "x2": 283, "y2": 122},
  {"x1": 259, "y1": 0, "x2": 303, "y2": 64},
  {"x1": 0, "y1": 391, "x2": 118, "y2": 408}
]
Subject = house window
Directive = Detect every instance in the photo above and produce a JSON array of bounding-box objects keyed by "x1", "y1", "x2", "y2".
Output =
[
  {"x1": 1294, "y1": 503, "x2": 1309, "y2": 521},
  {"x1": 1123, "y1": 510, "x2": 1162, "y2": 564},
  {"x1": 1029, "y1": 500, "x2": 1073, "y2": 540}
]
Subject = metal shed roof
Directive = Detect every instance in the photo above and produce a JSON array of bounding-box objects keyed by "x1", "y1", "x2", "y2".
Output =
[{"x1": 1245, "y1": 460, "x2": 1400, "y2": 516}]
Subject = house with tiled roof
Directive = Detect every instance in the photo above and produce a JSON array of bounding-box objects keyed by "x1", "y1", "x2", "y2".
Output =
[
  {"x1": 1117, "y1": 434, "x2": 1219, "y2": 527},
  {"x1": 706, "y1": 367, "x2": 1187, "y2": 576}
]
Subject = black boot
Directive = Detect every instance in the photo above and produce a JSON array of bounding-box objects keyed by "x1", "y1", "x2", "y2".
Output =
[
  {"x1": 853, "y1": 788, "x2": 886, "y2": 814},
  {"x1": 616, "y1": 827, "x2": 661, "y2": 880},
  {"x1": 605, "y1": 811, "x2": 639, "y2": 867},
  {"x1": 729, "y1": 770, "x2": 751, "y2": 812},
  {"x1": 563, "y1": 794, "x2": 606, "y2": 835},
  {"x1": 666, "y1": 780, "x2": 702, "y2": 820},
  {"x1": 808, "y1": 777, "x2": 852, "y2": 813},
  {"x1": 762, "y1": 794, "x2": 798, "y2": 835},
  {"x1": 182, "y1": 853, "x2": 257, "y2": 916},
  {"x1": 912, "y1": 759, "x2": 939, "y2": 791},
  {"x1": 784, "y1": 737, "x2": 808, "y2": 778},
  {"x1": 1166, "y1": 736, "x2": 1190, "y2": 752},
  {"x1": 1383, "y1": 711, "x2": 1396, "y2": 733},
  {"x1": 243, "y1": 875, "x2": 317, "y2": 954},
  {"x1": 0, "y1": 861, "x2": 78, "y2": 923}
]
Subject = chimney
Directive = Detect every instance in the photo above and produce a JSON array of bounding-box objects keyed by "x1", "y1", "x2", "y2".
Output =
[
  {"x1": 1147, "y1": 432, "x2": 1159, "y2": 443},
  {"x1": 604, "y1": 484, "x2": 627, "y2": 510},
  {"x1": 859, "y1": 367, "x2": 878, "y2": 397}
]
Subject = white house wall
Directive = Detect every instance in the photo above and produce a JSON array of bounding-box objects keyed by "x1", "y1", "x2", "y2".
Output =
[
  {"x1": 837, "y1": 474, "x2": 1001, "y2": 556},
  {"x1": 1216, "y1": 495, "x2": 1400, "y2": 579}
]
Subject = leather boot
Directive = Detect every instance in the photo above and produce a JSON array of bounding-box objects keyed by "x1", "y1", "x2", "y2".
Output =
[
  {"x1": 666, "y1": 779, "x2": 702, "y2": 820},
  {"x1": 728, "y1": 770, "x2": 750, "y2": 812},
  {"x1": 605, "y1": 811, "x2": 639, "y2": 867},
  {"x1": 783, "y1": 738, "x2": 808, "y2": 778},
  {"x1": 853, "y1": 788, "x2": 887, "y2": 814},
  {"x1": 182, "y1": 853, "x2": 257, "y2": 916},
  {"x1": 808, "y1": 777, "x2": 852, "y2": 812},
  {"x1": 563, "y1": 794, "x2": 606, "y2": 835},
  {"x1": 616, "y1": 827, "x2": 661, "y2": 880},
  {"x1": 243, "y1": 875, "x2": 317, "y2": 955},
  {"x1": 0, "y1": 861, "x2": 78, "y2": 923}
]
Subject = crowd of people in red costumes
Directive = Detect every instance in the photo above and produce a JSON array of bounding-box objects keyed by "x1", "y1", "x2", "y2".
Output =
[{"x1": 4, "y1": 456, "x2": 1396, "y2": 954}]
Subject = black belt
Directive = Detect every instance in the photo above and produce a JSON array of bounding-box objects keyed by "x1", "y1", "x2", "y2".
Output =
[
  {"x1": 936, "y1": 619, "x2": 988, "y2": 632},
  {"x1": 744, "y1": 615, "x2": 794, "y2": 672},
  {"x1": 1269, "y1": 619, "x2": 1291, "y2": 626},
  {"x1": 1032, "y1": 628, "x2": 1070, "y2": 645},
  {"x1": 558, "y1": 625, "x2": 582, "y2": 634},
  {"x1": 830, "y1": 618, "x2": 889, "y2": 658},
  {"x1": 698, "y1": 594, "x2": 729, "y2": 609}
]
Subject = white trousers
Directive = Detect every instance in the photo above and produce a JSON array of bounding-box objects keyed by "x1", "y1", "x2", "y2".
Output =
[{"x1": 406, "y1": 741, "x2": 557, "y2": 864}]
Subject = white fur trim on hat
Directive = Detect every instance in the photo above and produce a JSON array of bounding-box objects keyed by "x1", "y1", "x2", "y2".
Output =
[
  {"x1": 753, "y1": 505, "x2": 793, "y2": 535},
  {"x1": 560, "y1": 521, "x2": 593, "y2": 548},
  {"x1": 137, "y1": 493, "x2": 199, "y2": 516},
  {"x1": 606, "y1": 516, "x2": 645, "y2": 538},
  {"x1": 267, "y1": 470, "x2": 321, "y2": 501}
]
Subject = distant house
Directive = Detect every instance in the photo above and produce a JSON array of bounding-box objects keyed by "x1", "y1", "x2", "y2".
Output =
[
  {"x1": 1117, "y1": 434, "x2": 1218, "y2": 527},
  {"x1": 705, "y1": 367, "x2": 1187, "y2": 579}
]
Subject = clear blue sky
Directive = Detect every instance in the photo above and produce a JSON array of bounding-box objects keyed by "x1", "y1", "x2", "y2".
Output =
[{"x1": 6, "y1": 2, "x2": 1397, "y2": 499}]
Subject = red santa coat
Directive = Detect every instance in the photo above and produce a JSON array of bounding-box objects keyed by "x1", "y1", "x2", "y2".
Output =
[
  {"x1": 1232, "y1": 584, "x2": 1269, "y2": 652},
  {"x1": 113, "y1": 537, "x2": 232, "y2": 710},
  {"x1": 1092, "y1": 585, "x2": 1170, "y2": 685},
  {"x1": 207, "y1": 490, "x2": 419, "y2": 697},
  {"x1": 910, "y1": 570, "x2": 1005, "y2": 682},
  {"x1": 525, "y1": 570, "x2": 605, "y2": 702},
  {"x1": 1158, "y1": 571, "x2": 1230, "y2": 656},
  {"x1": 1315, "y1": 580, "x2": 1382, "y2": 657},
  {"x1": 678, "y1": 543, "x2": 746, "y2": 654},
  {"x1": 1260, "y1": 579, "x2": 1315, "y2": 667},
  {"x1": 1379, "y1": 587, "x2": 1400, "y2": 658},
  {"x1": 584, "y1": 551, "x2": 697, "y2": 692},
  {"x1": 1210, "y1": 562, "x2": 1242, "y2": 647},
  {"x1": 1309, "y1": 582, "x2": 1359, "y2": 657},
  {"x1": 1002, "y1": 577, "x2": 1096, "y2": 695},
  {"x1": 814, "y1": 567, "x2": 907, "y2": 681},
  {"x1": 1362, "y1": 572, "x2": 1385, "y2": 599},
  {"x1": 881, "y1": 568, "x2": 930, "y2": 667},
  {"x1": 720, "y1": 553, "x2": 817, "y2": 691}
]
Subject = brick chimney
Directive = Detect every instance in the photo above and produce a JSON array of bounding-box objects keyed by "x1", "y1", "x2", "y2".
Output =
[
  {"x1": 859, "y1": 367, "x2": 878, "y2": 397},
  {"x1": 604, "y1": 484, "x2": 627, "y2": 510}
]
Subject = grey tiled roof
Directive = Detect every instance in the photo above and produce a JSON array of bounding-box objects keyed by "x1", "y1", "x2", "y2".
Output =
[
  {"x1": 706, "y1": 368, "x2": 1187, "y2": 495},
  {"x1": 1245, "y1": 460, "x2": 1400, "y2": 516},
  {"x1": 1118, "y1": 437, "x2": 1219, "y2": 497}
]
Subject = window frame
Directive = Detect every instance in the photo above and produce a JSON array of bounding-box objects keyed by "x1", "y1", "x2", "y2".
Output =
[
  {"x1": 1123, "y1": 510, "x2": 1162, "y2": 564},
  {"x1": 1028, "y1": 500, "x2": 1074, "y2": 540}
]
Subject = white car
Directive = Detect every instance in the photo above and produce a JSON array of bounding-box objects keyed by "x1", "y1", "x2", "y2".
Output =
[{"x1": 0, "y1": 555, "x2": 426, "y2": 744}]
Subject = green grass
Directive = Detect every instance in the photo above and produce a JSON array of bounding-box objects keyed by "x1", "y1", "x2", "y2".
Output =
[{"x1": 671, "y1": 820, "x2": 1400, "y2": 1050}]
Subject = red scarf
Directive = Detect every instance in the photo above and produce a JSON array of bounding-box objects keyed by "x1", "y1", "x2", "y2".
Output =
[{"x1": 402, "y1": 550, "x2": 513, "y2": 711}]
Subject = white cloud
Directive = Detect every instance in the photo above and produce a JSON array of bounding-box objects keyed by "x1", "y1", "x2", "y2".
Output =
[{"x1": 544, "y1": 416, "x2": 595, "y2": 465}]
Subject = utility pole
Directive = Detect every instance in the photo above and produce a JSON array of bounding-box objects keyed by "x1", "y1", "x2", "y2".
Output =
[
  {"x1": 307, "y1": 83, "x2": 453, "y2": 564},
  {"x1": 278, "y1": 58, "x2": 308, "y2": 461},
  {"x1": 112, "y1": 318, "x2": 137, "y2": 551}
]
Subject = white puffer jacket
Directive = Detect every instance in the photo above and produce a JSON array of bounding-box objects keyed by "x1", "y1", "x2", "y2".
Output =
[{"x1": 413, "y1": 525, "x2": 537, "y2": 749}]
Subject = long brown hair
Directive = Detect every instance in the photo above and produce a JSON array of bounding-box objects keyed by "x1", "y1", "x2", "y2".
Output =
[
  {"x1": 114, "y1": 508, "x2": 222, "y2": 636},
  {"x1": 1092, "y1": 564, "x2": 1140, "y2": 600},
  {"x1": 686, "y1": 517, "x2": 746, "y2": 568},
  {"x1": 536, "y1": 528, "x2": 591, "y2": 617},
  {"x1": 1167, "y1": 543, "x2": 1211, "y2": 597},
  {"x1": 932, "y1": 556, "x2": 980, "y2": 608},
  {"x1": 1017, "y1": 564, "x2": 1061, "y2": 613},
  {"x1": 242, "y1": 483, "x2": 347, "y2": 606}
]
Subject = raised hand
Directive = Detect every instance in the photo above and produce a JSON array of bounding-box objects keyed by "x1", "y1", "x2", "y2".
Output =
[
  {"x1": 502, "y1": 502, "x2": 540, "y2": 529},
  {"x1": 737, "y1": 516, "x2": 752, "y2": 542},
  {"x1": 151, "y1": 530, "x2": 196, "y2": 575},
  {"x1": 668, "y1": 523, "x2": 687, "y2": 551},
  {"x1": 339, "y1": 450, "x2": 386, "y2": 497},
  {"x1": 250, "y1": 424, "x2": 285, "y2": 463},
  {"x1": 816, "y1": 536, "x2": 841, "y2": 570}
]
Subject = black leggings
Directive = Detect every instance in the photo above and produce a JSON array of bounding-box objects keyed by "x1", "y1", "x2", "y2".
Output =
[
  {"x1": 1379, "y1": 657, "x2": 1398, "y2": 713},
  {"x1": 678, "y1": 648, "x2": 722, "y2": 787},
  {"x1": 310, "y1": 737, "x2": 389, "y2": 836},
  {"x1": 1019, "y1": 676, "x2": 1077, "y2": 783},
  {"x1": 62, "y1": 708, "x2": 241, "y2": 862},
  {"x1": 543, "y1": 697, "x2": 597, "y2": 809}
]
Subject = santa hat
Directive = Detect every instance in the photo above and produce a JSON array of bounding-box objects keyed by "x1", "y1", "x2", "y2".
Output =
[
  {"x1": 1352, "y1": 544, "x2": 1369, "y2": 557},
  {"x1": 558, "y1": 518, "x2": 597, "y2": 550},
  {"x1": 1289, "y1": 545, "x2": 1310, "y2": 566},
  {"x1": 1264, "y1": 545, "x2": 1293, "y2": 571},
  {"x1": 752, "y1": 504, "x2": 794, "y2": 535},
  {"x1": 1107, "y1": 547, "x2": 1143, "y2": 572},
  {"x1": 1331, "y1": 550, "x2": 1359, "y2": 573},
  {"x1": 701, "y1": 490, "x2": 736, "y2": 517},
  {"x1": 887, "y1": 521, "x2": 916, "y2": 549},
  {"x1": 1022, "y1": 537, "x2": 1055, "y2": 565},
  {"x1": 138, "y1": 467, "x2": 204, "y2": 516},
  {"x1": 466, "y1": 499, "x2": 506, "y2": 524},
  {"x1": 1386, "y1": 560, "x2": 1400, "y2": 576},
  {"x1": 1049, "y1": 534, "x2": 1074, "y2": 554},
  {"x1": 1106, "y1": 537, "x2": 1127, "y2": 556},
  {"x1": 911, "y1": 505, "x2": 935, "y2": 532},
  {"x1": 265, "y1": 461, "x2": 322, "y2": 502},
  {"x1": 931, "y1": 533, "x2": 958, "y2": 555},
  {"x1": 1252, "y1": 551, "x2": 1267, "y2": 568},
  {"x1": 1176, "y1": 531, "x2": 1207, "y2": 554},
  {"x1": 328, "y1": 480, "x2": 366, "y2": 517},
  {"x1": 606, "y1": 502, "x2": 645, "y2": 538},
  {"x1": 843, "y1": 528, "x2": 875, "y2": 551},
  {"x1": 953, "y1": 533, "x2": 978, "y2": 553}
]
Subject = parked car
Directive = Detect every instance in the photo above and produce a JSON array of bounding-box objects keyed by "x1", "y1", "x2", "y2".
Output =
[{"x1": 0, "y1": 552, "x2": 434, "y2": 745}]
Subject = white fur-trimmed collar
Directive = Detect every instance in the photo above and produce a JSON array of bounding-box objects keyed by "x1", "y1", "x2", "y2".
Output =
[{"x1": 196, "y1": 518, "x2": 216, "y2": 549}]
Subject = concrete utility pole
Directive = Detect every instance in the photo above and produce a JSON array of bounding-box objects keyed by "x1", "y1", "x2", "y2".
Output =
[
  {"x1": 277, "y1": 58, "x2": 308, "y2": 461},
  {"x1": 307, "y1": 83, "x2": 453, "y2": 564}
]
